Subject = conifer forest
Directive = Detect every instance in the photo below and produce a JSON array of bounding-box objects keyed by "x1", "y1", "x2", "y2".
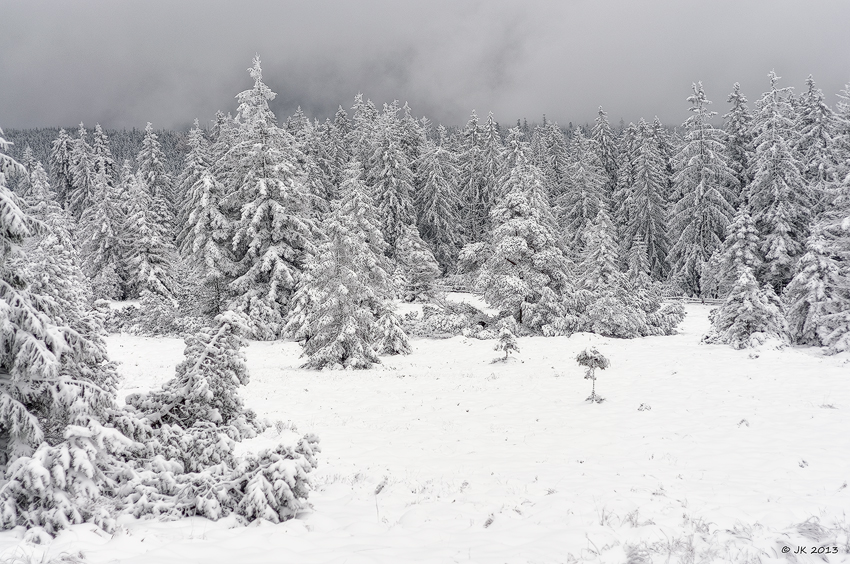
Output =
[{"x1": 1, "y1": 16, "x2": 850, "y2": 563}]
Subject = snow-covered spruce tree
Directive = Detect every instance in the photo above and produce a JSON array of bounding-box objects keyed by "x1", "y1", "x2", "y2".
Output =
[
  {"x1": 591, "y1": 106, "x2": 619, "y2": 198},
  {"x1": 580, "y1": 207, "x2": 621, "y2": 290},
  {"x1": 176, "y1": 120, "x2": 213, "y2": 243},
  {"x1": 398, "y1": 102, "x2": 427, "y2": 181},
  {"x1": 414, "y1": 125, "x2": 462, "y2": 272},
  {"x1": 285, "y1": 106, "x2": 312, "y2": 148},
  {"x1": 301, "y1": 119, "x2": 336, "y2": 214},
  {"x1": 367, "y1": 102, "x2": 417, "y2": 258},
  {"x1": 220, "y1": 57, "x2": 317, "y2": 340},
  {"x1": 612, "y1": 122, "x2": 638, "y2": 235},
  {"x1": 330, "y1": 105, "x2": 353, "y2": 186},
  {"x1": 67, "y1": 124, "x2": 96, "y2": 221},
  {"x1": 621, "y1": 119, "x2": 670, "y2": 280},
  {"x1": 126, "y1": 312, "x2": 259, "y2": 441},
  {"x1": 179, "y1": 168, "x2": 233, "y2": 316},
  {"x1": 285, "y1": 160, "x2": 393, "y2": 369},
  {"x1": 177, "y1": 121, "x2": 235, "y2": 316},
  {"x1": 91, "y1": 124, "x2": 117, "y2": 185},
  {"x1": 0, "y1": 127, "x2": 117, "y2": 481},
  {"x1": 748, "y1": 71, "x2": 811, "y2": 293},
  {"x1": 14, "y1": 164, "x2": 118, "y2": 388},
  {"x1": 79, "y1": 168, "x2": 125, "y2": 300},
  {"x1": 542, "y1": 120, "x2": 569, "y2": 198},
  {"x1": 707, "y1": 208, "x2": 762, "y2": 299},
  {"x1": 136, "y1": 122, "x2": 176, "y2": 234},
  {"x1": 395, "y1": 224, "x2": 441, "y2": 301},
  {"x1": 349, "y1": 93, "x2": 380, "y2": 164},
  {"x1": 471, "y1": 142, "x2": 571, "y2": 329},
  {"x1": 794, "y1": 75, "x2": 840, "y2": 215},
  {"x1": 702, "y1": 266, "x2": 789, "y2": 349},
  {"x1": 376, "y1": 306, "x2": 411, "y2": 356},
  {"x1": 784, "y1": 172, "x2": 850, "y2": 353},
  {"x1": 457, "y1": 111, "x2": 489, "y2": 242},
  {"x1": 49, "y1": 128, "x2": 75, "y2": 208},
  {"x1": 783, "y1": 229, "x2": 845, "y2": 346},
  {"x1": 723, "y1": 83, "x2": 755, "y2": 206},
  {"x1": 121, "y1": 172, "x2": 177, "y2": 301},
  {"x1": 836, "y1": 81, "x2": 850, "y2": 180},
  {"x1": 576, "y1": 200, "x2": 684, "y2": 338},
  {"x1": 651, "y1": 117, "x2": 677, "y2": 203},
  {"x1": 480, "y1": 112, "x2": 504, "y2": 213},
  {"x1": 557, "y1": 128, "x2": 608, "y2": 253},
  {"x1": 120, "y1": 311, "x2": 320, "y2": 525},
  {"x1": 668, "y1": 83, "x2": 737, "y2": 296}
]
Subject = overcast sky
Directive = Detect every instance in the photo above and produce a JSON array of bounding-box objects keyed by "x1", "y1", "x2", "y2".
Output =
[{"x1": 2, "y1": 0, "x2": 849, "y2": 131}]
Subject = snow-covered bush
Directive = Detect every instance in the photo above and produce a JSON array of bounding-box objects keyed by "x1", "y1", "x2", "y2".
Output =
[
  {"x1": 493, "y1": 319, "x2": 519, "y2": 361},
  {"x1": 376, "y1": 308, "x2": 411, "y2": 355},
  {"x1": 403, "y1": 300, "x2": 495, "y2": 339}
]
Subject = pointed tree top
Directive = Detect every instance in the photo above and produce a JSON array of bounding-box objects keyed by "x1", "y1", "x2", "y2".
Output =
[{"x1": 250, "y1": 55, "x2": 263, "y2": 82}]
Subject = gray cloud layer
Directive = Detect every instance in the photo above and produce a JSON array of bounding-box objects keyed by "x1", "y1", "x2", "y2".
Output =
[{"x1": 2, "y1": 0, "x2": 849, "y2": 130}]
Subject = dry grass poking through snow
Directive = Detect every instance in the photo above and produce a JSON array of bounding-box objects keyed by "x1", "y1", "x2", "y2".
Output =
[{"x1": 0, "y1": 304, "x2": 847, "y2": 563}]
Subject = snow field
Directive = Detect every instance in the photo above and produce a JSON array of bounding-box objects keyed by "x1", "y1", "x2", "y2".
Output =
[{"x1": 2, "y1": 304, "x2": 849, "y2": 563}]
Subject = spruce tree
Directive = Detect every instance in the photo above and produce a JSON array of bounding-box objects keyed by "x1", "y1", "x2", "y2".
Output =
[
  {"x1": 176, "y1": 120, "x2": 213, "y2": 245},
  {"x1": 457, "y1": 111, "x2": 488, "y2": 241},
  {"x1": 651, "y1": 117, "x2": 676, "y2": 204},
  {"x1": 79, "y1": 168, "x2": 125, "y2": 300},
  {"x1": 376, "y1": 307, "x2": 411, "y2": 356},
  {"x1": 668, "y1": 83, "x2": 737, "y2": 296},
  {"x1": 558, "y1": 128, "x2": 608, "y2": 252},
  {"x1": 472, "y1": 145, "x2": 570, "y2": 327},
  {"x1": 622, "y1": 119, "x2": 670, "y2": 280},
  {"x1": 612, "y1": 122, "x2": 638, "y2": 234},
  {"x1": 784, "y1": 229, "x2": 844, "y2": 345},
  {"x1": 580, "y1": 207, "x2": 621, "y2": 290},
  {"x1": 395, "y1": 224, "x2": 441, "y2": 300},
  {"x1": 414, "y1": 125, "x2": 462, "y2": 272},
  {"x1": 709, "y1": 208, "x2": 762, "y2": 299},
  {"x1": 748, "y1": 71, "x2": 811, "y2": 292},
  {"x1": 49, "y1": 128, "x2": 75, "y2": 208},
  {"x1": 703, "y1": 266, "x2": 789, "y2": 349},
  {"x1": 480, "y1": 112, "x2": 504, "y2": 214},
  {"x1": 784, "y1": 168, "x2": 850, "y2": 352},
  {"x1": 68, "y1": 124, "x2": 96, "y2": 221},
  {"x1": 136, "y1": 122, "x2": 176, "y2": 237},
  {"x1": 91, "y1": 124, "x2": 117, "y2": 184},
  {"x1": 368, "y1": 103, "x2": 416, "y2": 257},
  {"x1": 179, "y1": 168, "x2": 233, "y2": 315},
  {"x1": 331, "y1": 105, "x2": 353, "y2": 183},
  {"x1": 0, "y1": 128, "x2": 117, "y2": 466},
  {"x1": 122, "y1": 173, "x2": 177, "y2": 300},
  {"x1": 723, "y1": 83, "x2": 755, "y2": 205},
  {"x1": 126, "y1": 312, "x2": 255, "y2": 431},
  {"x1": 591, "y1": 106, "x2": 619, "y2": 198},
  {"x1": 221, "y1": 57, "x2": 317, "y2": 340},
  {"x1": 794, "y1": 75, "x2": 840, "y2": 214},
  {"x1": 287, "y1": 162, "x2": 393, "y2": 369}
]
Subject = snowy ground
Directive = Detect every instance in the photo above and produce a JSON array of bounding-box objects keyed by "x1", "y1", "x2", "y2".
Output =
[{"x1": 2, "y1": 303, "x2": 850, "y2": 563}]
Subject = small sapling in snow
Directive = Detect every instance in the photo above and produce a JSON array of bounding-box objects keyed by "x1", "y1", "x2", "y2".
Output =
[
  {"x1": 576, "y1": 347, "x2": 609, "y2": 403},
  {"x1": 493, "y1": 319, "x2": 520, "y2": 362}
]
